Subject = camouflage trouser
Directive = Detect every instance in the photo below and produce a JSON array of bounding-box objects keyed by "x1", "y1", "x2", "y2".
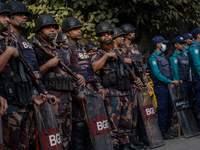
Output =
[
  {"x1": 105, "y1": 95, "x2": 131, "y2": 146},
  {"x1": 53, "y1": 101, "x2": 72, "y2": 150},
  {"x1": 129, "y1": 87, "x2": 138, "y2": 130},
  {"x1": 2, "y1": 112, "x2": 29, "y2": 150}
]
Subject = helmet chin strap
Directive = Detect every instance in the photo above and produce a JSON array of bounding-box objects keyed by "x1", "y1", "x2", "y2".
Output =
[
  {"x1": 0, "y1": 21, "x2": 8, "y2": 31},
  {"x1": 115, "y1": 39, "x2": 122, "y2": 47},
  {"x1": 11, "y1": 15, "x2": 27, "y2": 28},
  {"x1": 128, "y1": 33, "x2": 135, "y2": 40},
  {"x1": 69, "y1": 31, "x2": 82, "y2": 40},
  {"x1": 41, "y1": 31, "x2": 55, "y2": 41}
]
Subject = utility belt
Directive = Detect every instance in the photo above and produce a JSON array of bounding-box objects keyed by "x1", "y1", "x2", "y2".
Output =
[
  {"x1": 43, "y1": 74, "x2": 74, "y2": 91},
  {"x1": 0, "y1": 74, "x2": 32, "y2": 108},
  {"x1": 102, "y1": 69, "x2": 131, "y2": 91}
]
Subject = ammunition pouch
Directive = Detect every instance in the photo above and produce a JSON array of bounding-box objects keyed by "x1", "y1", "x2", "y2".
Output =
[
  {"x1": 43, "y1": 74, "x2": 74, "y2": 91},
  {"x1": 102, "y1": 69, "x2": 131, "y2": 91},
  {"x1": 0, "y1": 74, "x2": 32, "y2": 107}
]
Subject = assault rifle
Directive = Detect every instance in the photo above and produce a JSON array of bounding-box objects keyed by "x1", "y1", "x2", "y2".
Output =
[
  {"x1": 114, "y1": 50, "x2": 144, "y2": 90},
  {"x1": 30, "y1": 36, "x2": 96, "y2": 98}
]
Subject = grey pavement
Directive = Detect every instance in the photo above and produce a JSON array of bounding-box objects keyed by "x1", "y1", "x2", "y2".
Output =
[{"x1": 147, "y1": 135, "x2": 200, "y2": 150}]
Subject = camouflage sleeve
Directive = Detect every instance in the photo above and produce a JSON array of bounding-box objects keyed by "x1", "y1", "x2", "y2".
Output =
[
  {"x1": 94, "y1": 74, "x2": 103, "y2": 89},
  {"x1": 60, "y1": 47, "x2": 81, "y2": 96},
  {"x1": 90, "y1": 49, "x2": 105, "y2": 63}
]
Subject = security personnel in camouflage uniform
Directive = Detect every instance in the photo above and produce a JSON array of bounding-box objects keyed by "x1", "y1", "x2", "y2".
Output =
[
  {"x1": 148, "y1": 36, "x2": 179, "y2": 140},
  {"x1": 33, "y1": 14, "x2": 85, "y2": 150},
  {"x1": 60, "y1": 17, "x2": 105, "y2": 150},
  {"x1": 188, "y1": 27, "x2": 200, "y2": 128},
  {"x1": 1, "y1": 1, "x2": 48, "y2": 149},
  {"x1": 121, "y1": 23, "x2": 149, "y2": 148},
  {"x1": 112, "y1": 27, "x2": 144, "y2": 150},
  {"x1": 0, "y1": 1, "x2": 9, "y2": 117},
  {"x1": 56, "y1": 32, "x2": 67, "y2": 47},
  {"x1": 169, "y1": 36, "x2": 192, "y2": 107},
  {"x1": 91, "y1": 22, "x2": 142, "y2": 150}
]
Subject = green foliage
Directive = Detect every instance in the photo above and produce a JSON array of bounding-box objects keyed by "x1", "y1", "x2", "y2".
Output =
[{"x1": 19, "y1": 0, "x2": 200, "y2": 40}]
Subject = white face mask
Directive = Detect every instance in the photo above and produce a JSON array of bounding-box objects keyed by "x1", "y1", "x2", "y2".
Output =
[{"x1": 160, "y1": 44, "x2": 166, "y2": 52}]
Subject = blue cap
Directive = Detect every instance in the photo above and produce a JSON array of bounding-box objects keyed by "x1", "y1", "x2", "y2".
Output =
[
  {"x1": 174, "y1": 36, "x2": 186, "y2": 44},
  {"x1": 152, "y1": 36, "x2": 169, "y2": 44},
  {"x1": 193, "y1": 27, "x2": 200, "y2": 36},
  {"x1": 183, "y1": 33, "x2": 193, "y2": 40}
]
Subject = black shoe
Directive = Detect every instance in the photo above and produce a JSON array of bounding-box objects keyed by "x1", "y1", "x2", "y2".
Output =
[
  {"x1": 129, "y1": 143, "x2": 140, "y2": 150},
  {"x1": 130, "y1": 140, "x2": 146, "y2": 148},
  {"x1": 161, "y1": 131, "x2": 174, "y2": 140},
  {"x1": 113, "y1": 145, "x2": 119, "y2": 150},
  {"x1": 139, "y1": 136, "x2": 149, "y2": 146},
  {"x1": 167, "y1": 128, "x2": 178, "y2": 137}
]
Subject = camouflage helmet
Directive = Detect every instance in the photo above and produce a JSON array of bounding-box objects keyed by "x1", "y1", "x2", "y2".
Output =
[
  {"x1": 95, "y1": 22, "x2": 114, "y2": 36},
  {"x1": 85, "y1": 43, "x2": 97, "y2": 53},
  {"x1": 0, "y1": 1, "x2": 10, "y2": 14},
  {"x1": 56, "y1": 32, "x2": 67, "y2": 44},
  {"x1": 35, "y1": 14, "x2": 58, "y2": 33},
  {"x1": 6, "y1": 1, "x2": 29, "y2": 16},
  {"x1": 112, "y1": 27, "x2": 125, "y2": 39},
  {"x1": 62, "y1": 17, "x2": 83, "y2": 33},
  {"x1": 120, "y1": 23, "x2": 136, "y2": 35}
]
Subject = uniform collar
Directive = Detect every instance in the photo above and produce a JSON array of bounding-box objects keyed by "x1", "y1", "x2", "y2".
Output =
[
  {"x1": 154, "y1": 50, "x2": 164, "y2": 56},
  {"x1": 193, "y1": 40, "x2": 200, "y2": 44}
]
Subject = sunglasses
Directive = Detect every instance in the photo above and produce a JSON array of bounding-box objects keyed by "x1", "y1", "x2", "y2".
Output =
[{"x1": 99, "y1": 32, "x2": 113, "y2": 36}]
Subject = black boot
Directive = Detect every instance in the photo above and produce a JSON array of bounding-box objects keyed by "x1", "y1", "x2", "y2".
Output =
[
  {"x1": 129, "y1": 143, "x2": 141, "y2": 150},
  {"x1": 72, "y1": 139, "x2": 84, "y2": 150},
  {"x1": 85, "y1": 136, "x2": 93, "y2": 150},
  {"x1": 161, "y1": 131, "x2": 174, "y2": 140},
  {"x1": 120, "y1": 144, "x2": 132, "y2": 150},
  {"x1": 129, "y1": 130, "x2": 146, "y2": 148},
  {"x1": 167, "y1": 128, "x2": 178, "y2": 137}
]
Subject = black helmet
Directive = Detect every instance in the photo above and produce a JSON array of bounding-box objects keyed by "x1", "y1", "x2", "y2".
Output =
[
  {"x1": 85, "y1": 43, "x2": 97, "y2": 53},
  {"x1": 6, "y1": 1, "x2": 29, "y2": 16},
  {"x1": 62, "y1": 17, "x2": 83, "y2": 33},
  {"x1": 35, "y1": 14, "x2": 58, "y2": 33},
  {"x1": 112, "y1": 27, "x2": 125, "y2": 39},
  {"x1": 120, "y1": 23, "x2": 136, "y2": 35},
  {"x1": 95, "y1": 22, "x2": 114, "y2": 36},
  {"x1": 56, "y1": 32, "x2": 67, "y2": 44},
  {"x1": 0, "y1": 1, "x2": 10, "y2": 14}
]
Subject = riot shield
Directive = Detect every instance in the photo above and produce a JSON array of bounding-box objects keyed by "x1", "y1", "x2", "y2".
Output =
[
  {"x1": 34, "y1": 99, "x2": 62, "y2": 150},
  {"x1": 0, "y1": 111, "x2": 3, "y2": 149},
  {"x1": 168, "y1": 83, "x2": 199, "y2": 138},
  {"x1": 137, "y1": 90, "x2": 164, "y2": 149},
  {"x1": 84, "y1": 92, "x2": 113, "y2": 150}
]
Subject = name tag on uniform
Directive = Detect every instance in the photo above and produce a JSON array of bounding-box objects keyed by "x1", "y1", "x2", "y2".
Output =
[
  {"x1": 22, "y1": 42, "x2": 33, "y2": 49},
  {"x1": 78, "y1": 53, "x2": 89, "y2": 59},
  {"x1": 182, "y1": 60, "x2": 188, "y2": 64}
]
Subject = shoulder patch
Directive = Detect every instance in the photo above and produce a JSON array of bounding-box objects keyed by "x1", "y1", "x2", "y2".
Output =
[
  {"x1": 152, "y1": 61, "x2": 157, "y2": 65},
  {"x1": 195, "y1": 49, "x2": 199, "y2": 54},
  {"x1": 174, "y1": 59, "x2": 178, "y2": 64}
]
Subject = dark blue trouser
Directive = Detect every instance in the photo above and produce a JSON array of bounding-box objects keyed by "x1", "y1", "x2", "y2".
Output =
[
  {"x1": 193, "y1": 76, "x2": 200, "y2": 125},
  {"x1": 154, "y1": 84, "x2": 173, "y2": 132},
  {"x1": 182, "y1": 81, "x2": 194, "y2": 106}
]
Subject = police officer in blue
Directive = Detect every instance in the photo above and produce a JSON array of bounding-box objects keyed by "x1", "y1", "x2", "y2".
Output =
[
  {"x1": 148, "y1": 36, "x2": 179, "y2": 139},
  {"x1": 169, "y1": 37, "x2": 193, "y2": 106},
  {"x1": 188, "y1": 27, "x2": 200, "y2": 127},
  {"x1": 183, "y1": 33, "x2": 193, "y2": 53}
]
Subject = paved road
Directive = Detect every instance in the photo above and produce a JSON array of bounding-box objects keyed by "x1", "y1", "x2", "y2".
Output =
[{"x1": 147, "y1": 135, "x2": 200, "y2": 150}]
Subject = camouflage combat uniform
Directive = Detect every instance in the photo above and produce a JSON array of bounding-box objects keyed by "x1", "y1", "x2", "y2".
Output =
[
  {"x1": 91, "y1": 47, "x2": 132, "y2": 146},
  {"x1": 34, "y1": 38, "x2": 72, "y2": 150}
]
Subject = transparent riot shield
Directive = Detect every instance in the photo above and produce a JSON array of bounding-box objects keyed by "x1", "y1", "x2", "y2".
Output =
[
  {"x1": 137, "y1": 90, "x2": 164, "y2": 148},
  {"x1": 168, "y1": 83, "x2": 199, "y2": 138},
  {"x1": 34, "y1": 99, "x2": 62, "y2": 150},
  {"x1": 84, "y1": 92, "x2": 113, "y2": 150}
]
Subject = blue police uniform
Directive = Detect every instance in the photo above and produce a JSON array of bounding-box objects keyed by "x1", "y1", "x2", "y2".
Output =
[
  {"x1": 148, "y1": 50, "x2": 173, "y2": 132},
  {"x1": 188, "y1": 36, "x2": 200, "y2": 125},
  {"x1": 169, "y1": 50, "x2": 193, "y2": 105}
]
